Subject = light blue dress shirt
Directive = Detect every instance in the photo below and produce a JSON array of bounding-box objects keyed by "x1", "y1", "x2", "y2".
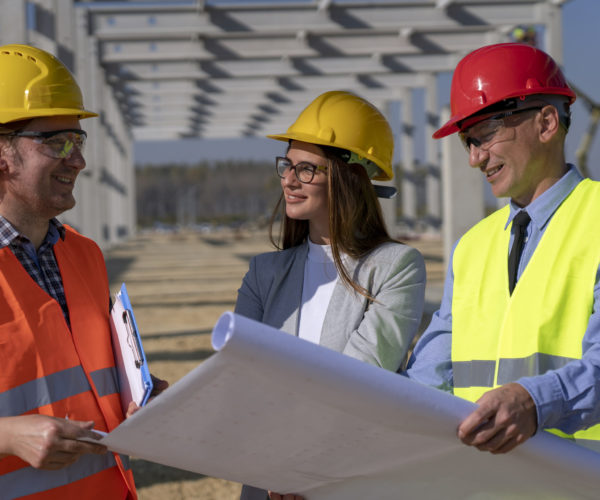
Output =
[{"x1": 405, "y1": 165, "x2": 600, "y2": 434}]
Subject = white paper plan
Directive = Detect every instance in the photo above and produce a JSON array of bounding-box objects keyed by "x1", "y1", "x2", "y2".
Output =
[{"x1": 98, "y1": 312, "x2": 600, "y2": 499}]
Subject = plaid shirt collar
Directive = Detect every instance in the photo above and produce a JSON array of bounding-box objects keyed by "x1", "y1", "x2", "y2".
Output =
[{"x1": 0, "y1": 216, "x2": 65, "y2": 249}]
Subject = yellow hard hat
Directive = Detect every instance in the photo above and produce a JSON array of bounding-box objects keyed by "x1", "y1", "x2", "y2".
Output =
[
  {"x1": 0, "y1": 44, "x2": 97, "y2": 124},
  {"x1": 267, "y1": 90, "x2": 394, "y2": 181}
]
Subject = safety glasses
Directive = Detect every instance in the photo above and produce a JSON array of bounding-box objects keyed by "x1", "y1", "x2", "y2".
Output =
[
  {"x1": 459, "y1": 107, "x2": 543, "y2": 152},
  {"x1": 9, "y1": 129, "x2": 87, "y2": 159},
  {"x1": 275, "y1": 156, "x2": 327, "y2": 183}
]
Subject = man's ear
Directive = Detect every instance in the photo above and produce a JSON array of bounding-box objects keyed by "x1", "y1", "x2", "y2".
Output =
[
  {"x1": 538, "y1": 105, "x2": 561, "y2": 143},
  {"x1": 0, "y1": 150, "x2": 8, "y2": 172},
  {"x1": 0, "y1": 144, "x2": 9, "y2": 172}
]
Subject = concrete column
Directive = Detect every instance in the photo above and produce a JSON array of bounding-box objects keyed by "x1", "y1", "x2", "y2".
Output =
[
  {"x1": 124, "y1": 125, "x2": 136, "y2": 239},
  {"x1": 54, "y1": 0, "x2": 89, "y2": 235},
  {"x1": 0, "y1": 0, "x2": 27, "y2": 43},
  {"x1": 440, "y1": 107, "x2": 485, "y2": 267},
  {"x1": 27, "y1": 0, "x2": 57, "y2": 52},
  {"x1": 106, "y1": 103, "x2": 120, "y2": 244},
  {"x1": 400, "y1": 87, "x2": 417, "y2": 230},
  {"x1": 69, "y1": 7, "x2": 103, "y2": 243},
  {"x1": 104, "y1": 89, "x2": 136, "y2": 242},
  {"x1": 54, "y1": 0, "x2": 78, "y2": 71},
  {"x1": 543, "y1": 2, "x2": 563, "y2": 64},
  {"x1": 97, "y1": 80, "x2": 111, "y2": 246},
  {"x1": 377, "y1": 100, "x2": 400, "y2": 235},
  {"x1": 424, "y1": 73, "x2": 441, "y2": 231}
]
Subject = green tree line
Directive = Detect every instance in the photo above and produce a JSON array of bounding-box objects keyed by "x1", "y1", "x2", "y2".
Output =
[{"x1": 136, "y1": 160, "x2": 282, "y2": 228}]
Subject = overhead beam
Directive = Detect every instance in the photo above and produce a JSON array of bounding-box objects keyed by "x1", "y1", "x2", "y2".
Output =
[{"x1": 81, "y1": 0, "x2": 559, "y2": 140}]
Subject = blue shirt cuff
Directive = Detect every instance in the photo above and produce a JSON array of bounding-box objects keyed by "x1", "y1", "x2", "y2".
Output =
[{"x1": 518, "y1": 373, "x2": 564, "y2": 432}]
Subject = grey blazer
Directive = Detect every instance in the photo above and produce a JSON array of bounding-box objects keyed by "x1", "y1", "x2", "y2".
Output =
[
  {"x1": 236, "y1": 241, "x2": 426, "y2": 500},
  {"x1": 235, "y1": 240, "x2": 426, "y2": 371}
]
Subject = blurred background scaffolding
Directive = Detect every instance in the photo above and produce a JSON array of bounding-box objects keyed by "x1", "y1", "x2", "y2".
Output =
[
  {"x1": 2, "y1": 0, "x2": 598, "y2": 251},
  {"x1": 2, "y1": 1, "x2": 598, "y2": 499}
]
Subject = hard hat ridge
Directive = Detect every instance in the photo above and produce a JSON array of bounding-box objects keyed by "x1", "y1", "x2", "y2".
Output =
[{"x1": 0, "y1": 44, "x2": 97, "y2": 124}]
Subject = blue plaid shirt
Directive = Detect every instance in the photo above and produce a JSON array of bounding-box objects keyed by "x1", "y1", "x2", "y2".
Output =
[{"x1": 0, "y1": 216, "x2": 70, "y2": 324}]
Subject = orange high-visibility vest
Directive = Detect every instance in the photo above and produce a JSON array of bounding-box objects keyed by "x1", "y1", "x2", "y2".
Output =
[{"x1": 0, "y1": 226, "x2": 137, "y2": 499}]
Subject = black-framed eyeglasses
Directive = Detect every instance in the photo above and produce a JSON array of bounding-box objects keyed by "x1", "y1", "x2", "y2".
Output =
[
  {"x1": 275, "y1": 156, "x2": 327, "y2": 183},
  {"x1": 459, "y1": 106, "x2": 543, "y2": 152},
  {"x1": 8, "y1": 128, "x2": 87, "y2": 159}
]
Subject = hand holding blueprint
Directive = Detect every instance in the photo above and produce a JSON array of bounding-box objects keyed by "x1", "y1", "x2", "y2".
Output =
[{"x1": 98, "y1": 312, "x2": 600, "y2": 499}]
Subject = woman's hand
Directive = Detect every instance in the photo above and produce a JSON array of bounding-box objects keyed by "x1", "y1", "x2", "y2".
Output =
[
  {"x1": 268, "y1": 491, "x2": 305, "y2": 500},
  {"x1": 125, "y1": 373, "x2": 169, "y2": 418},
  {"x1": 149, "y1": 373, "x2": 169, "y2": 397}
]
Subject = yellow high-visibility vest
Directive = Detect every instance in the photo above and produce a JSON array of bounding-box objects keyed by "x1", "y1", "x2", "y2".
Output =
[{"x1": 452, "y1": 179, "x2": 600, "y2": 450}]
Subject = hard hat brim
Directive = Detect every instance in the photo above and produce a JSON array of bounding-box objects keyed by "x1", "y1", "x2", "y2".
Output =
[
  {"x1": 267, "y1": 131, "x2": 329, "y2": 148},
  {"x1": 432, "y1": 119, "x2": 460, "y2": 139},
  {"x1": 0, "y1": 108, "x2": 98, "y2": 124},
  {"x1": 433, "y1": 85, "x2": 577, "y2": 140}
]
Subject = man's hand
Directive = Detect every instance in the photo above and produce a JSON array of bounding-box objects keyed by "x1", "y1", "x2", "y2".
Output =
[
  {"x1": 457, "y1": 383, "x2": 537, "y2": 454},
  {"x1": 0, "y1": 415, "x2": 107, "y2": 470}
]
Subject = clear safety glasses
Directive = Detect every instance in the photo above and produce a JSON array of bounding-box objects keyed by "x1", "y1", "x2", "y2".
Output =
[
  {"x1": 275, "y1": 156, "x2": 327, "y2": 184},
  {"x1": 9, "y1": 129, "x2": 87, "y2": 159},
  {"x1": 459, "y1": 107, "x2": 543, "y2": 152}
]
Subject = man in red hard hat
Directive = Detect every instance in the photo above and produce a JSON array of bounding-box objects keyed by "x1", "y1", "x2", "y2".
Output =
[{"x1": 406, "y1": 43, "x2": 600, "y2": 454}]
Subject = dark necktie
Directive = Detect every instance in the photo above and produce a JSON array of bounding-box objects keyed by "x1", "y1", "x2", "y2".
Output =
[{"x1": 508, "y1": 210, "x2": 531, "y2": 294}]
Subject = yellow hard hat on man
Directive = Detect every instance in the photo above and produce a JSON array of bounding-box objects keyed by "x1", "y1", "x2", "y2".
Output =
[{"x1": 0, "y1": 44, "x2": 97, "y2": 124}]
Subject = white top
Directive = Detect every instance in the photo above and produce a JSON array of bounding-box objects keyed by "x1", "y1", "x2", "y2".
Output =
[{"x1": 298, "y1": 239, "x2": 340, "y2": 344}]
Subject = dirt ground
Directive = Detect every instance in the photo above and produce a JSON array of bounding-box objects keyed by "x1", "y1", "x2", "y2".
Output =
[{"x1": 104, "y1": 227, "x2": 444, "y2": 500}]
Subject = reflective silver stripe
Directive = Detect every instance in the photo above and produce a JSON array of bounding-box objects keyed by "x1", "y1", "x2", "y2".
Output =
[
  {"x1": 574, "y1": 439, "x2": 600, "y2": 453},
  {"x1": 90, "y1": 366, "x2": 119, "y2": 397},
  {"x1": 0, "y1": 366, "x2": 91, "y2": 417},
  {"x1": 453, "y1": 360, "x2": 496, "y2": 388},
  {"x1": 497, "y1": 353, "x2": 576, "y2": 385},
  {"x1": 0, "y1": 451, "x2": 118, "y2": 499},
  {"x1": 453, "y1": 353, "x2": 577, "y2": 388}
]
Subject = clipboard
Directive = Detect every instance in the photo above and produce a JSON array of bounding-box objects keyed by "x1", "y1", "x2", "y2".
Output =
[{"x1": 109, "y1": 283, "x2": 153, "y2": 413}]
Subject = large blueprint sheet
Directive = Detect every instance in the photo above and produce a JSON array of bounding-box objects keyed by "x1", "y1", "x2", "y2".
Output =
[{"x1": 100, "y1": 312, "x2": 600, "y2": 499}]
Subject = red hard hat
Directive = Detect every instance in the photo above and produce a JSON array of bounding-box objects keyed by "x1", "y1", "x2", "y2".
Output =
[{"x1": 433, "y1": 43, "x2": 576, "y2": 139}]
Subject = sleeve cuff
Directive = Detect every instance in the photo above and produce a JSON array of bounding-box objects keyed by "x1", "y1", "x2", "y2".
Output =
[{"x1": 517, "y1": 373, "x2": 564, "y2": 432}]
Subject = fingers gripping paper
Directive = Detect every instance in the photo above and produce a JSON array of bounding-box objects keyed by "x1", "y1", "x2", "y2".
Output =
[{"x1": 98, "y1": 312, "x2": 600, "y2": 499}]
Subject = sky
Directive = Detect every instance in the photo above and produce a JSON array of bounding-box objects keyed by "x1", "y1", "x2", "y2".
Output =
[
  {"x1": 561, "y1": 0, "x2": 600, "y2": 179},
  {"x1": 133, "y1": 0, "x2": 600, "y2": 178}
]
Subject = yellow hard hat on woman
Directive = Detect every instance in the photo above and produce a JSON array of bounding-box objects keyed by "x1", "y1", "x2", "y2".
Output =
[
  {"x1": 267, "y1": 90, "x2": 394, "y2": 181},
  {"x1": 0, "y1": 44, "x2": 97, "y2": 124}
]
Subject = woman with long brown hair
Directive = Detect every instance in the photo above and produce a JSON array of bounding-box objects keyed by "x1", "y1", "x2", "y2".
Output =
[
  {"x1": 236, "y1": 89, "x2": 426, "y2": 371},
  {"x1": 235, "y1": 90, "x2": 426, "y2": 500}
]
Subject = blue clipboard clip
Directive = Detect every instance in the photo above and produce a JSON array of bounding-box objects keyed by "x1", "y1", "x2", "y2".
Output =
[{"x1": 121, "y1": 306, "x2": 144, "y2": 369}]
